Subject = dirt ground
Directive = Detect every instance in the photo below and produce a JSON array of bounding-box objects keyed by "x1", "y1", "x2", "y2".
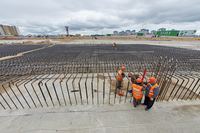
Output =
[{"x1": 1, "y1": 36, "x2": 200, "y2": 44}]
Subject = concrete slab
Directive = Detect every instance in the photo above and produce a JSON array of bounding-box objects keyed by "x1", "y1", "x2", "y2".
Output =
[
  {"x1": 0, "y1": 100, "x2": 199, "y2": 133},
  {"x1": 64, "y1": 40, "x2": 200, "y2": 50}
]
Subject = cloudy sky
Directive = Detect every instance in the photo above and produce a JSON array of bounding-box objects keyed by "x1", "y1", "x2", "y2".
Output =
[{"x1": 1, "y1": 0, "x2": 200, "y2": 35}]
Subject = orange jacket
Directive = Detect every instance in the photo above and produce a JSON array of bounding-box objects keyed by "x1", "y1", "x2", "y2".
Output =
[
  {"x1": 116, "y1": 70, "x2": 124, "y2": 81},
  {"x1": 148, "y1": 83, "x2": 159, "y2": 98},
  {"x1": 132, "y1": 84, "x2": 143, "y2": 100}
]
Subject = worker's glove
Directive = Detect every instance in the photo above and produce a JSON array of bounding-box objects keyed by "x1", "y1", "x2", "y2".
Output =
[
  {"x1": 150, "y1": 98, "x2": 154, "y2": 101},
  {"x1": 128, "y1": 90, "x2": 132, "y2": 93},
  {"x1": 143, "y1": 82, "x2": 148, "y2": 85},
  {"x1": 143, "y1": 84, "x2": 147, "y2": 87},
  {"x1": 146, "y1": 83, "x2": 151, "y2": 86}
]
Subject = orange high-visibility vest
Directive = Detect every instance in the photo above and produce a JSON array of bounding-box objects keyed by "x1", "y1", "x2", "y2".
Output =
[
  {"x1": 148, "y1": 83, "x2": 159, "y2": 98},
  {"x1": 132, "y1": 84, "x2": 143, "y2": 100},
  {"x1": 116, "y1": 70, "x2": 123, "y2": 81}
]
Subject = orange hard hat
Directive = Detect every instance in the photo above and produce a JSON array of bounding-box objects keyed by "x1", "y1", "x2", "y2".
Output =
[
  {"x1": 121, "y1": 65, "x2": 126, "y2": 71},
  {"x1": 148, "y1": 77, "x2": 157, "y2": 84},
  {"x1": 136, "y1": 78, "x2": 142, "y2": 83}
]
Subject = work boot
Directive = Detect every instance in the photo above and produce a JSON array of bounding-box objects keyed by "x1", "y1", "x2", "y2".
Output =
[
  {"x1": 133, "y1": 102, "x2": 137, "y2": 107},
  {"x1": 117, "y1": 90, "x2": 124, "y2": 96},
  {"x1": 145, "y1": 107, "x2": 150, "y2": 111}
]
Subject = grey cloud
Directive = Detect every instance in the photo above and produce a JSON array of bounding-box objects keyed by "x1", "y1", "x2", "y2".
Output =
[{"x1": 0, "y1": 0, "x2": 200, "y2": 34}]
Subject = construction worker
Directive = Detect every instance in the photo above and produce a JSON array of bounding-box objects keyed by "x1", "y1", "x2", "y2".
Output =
[
  {"x1": 116, "y1": 65, "x2": 126, "y2": 96},
  {"x1": 112, "y1": 42, "x2": 117, "y2": 49},
  {"x1": 144, "y1": 77, "x2": 159, "y2": 111},
  {"x1": 128, "y1": 72, "x2": 139, "y2": 83},
  {"x1": 129, "y1": 78, "x2": 144, "y2": 107}
]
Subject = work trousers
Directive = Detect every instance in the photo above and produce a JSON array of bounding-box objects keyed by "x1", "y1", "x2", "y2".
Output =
[
  {"x1": 144, "y1": 96, "x2": 156, "y2": 109},
  {"x1": 133, "y1": 97, "x2": 141, "y2": 107},
  {"x1": 116, "y1": 80, "x2": 122, "y2": 90}
]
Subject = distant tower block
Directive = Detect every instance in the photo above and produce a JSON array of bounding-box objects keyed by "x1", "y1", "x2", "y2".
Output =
[{"x1": 65, "y1": 26, "x2": 69, "y2": 36}]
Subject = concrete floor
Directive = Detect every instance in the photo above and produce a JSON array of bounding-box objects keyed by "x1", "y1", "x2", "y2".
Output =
[
  {"x1": 64, "y1": 40, "x2": 200, "y2": 50},
  {"x1": 1, "y1": 39, "x2": 200, "y2": 50},
  {"x1": 0, "y1": 100, "x2": 199, "y2": 133}
]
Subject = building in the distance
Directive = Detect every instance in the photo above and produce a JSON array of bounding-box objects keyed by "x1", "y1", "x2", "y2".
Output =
[
  {"x1": 125, "y1": 30, "x2": 132, "y2": 35},
  {"x1": 113, "y1": 29, "x2": 136, "y2": 36},
  {"x1": 155, "y1": 29, "x2": 179, "y2": 37},
  {"x1": 136, "y1": 29, "x2": 149, "y2": 36},
  {"x1": 179, "y1": 30, "x2": 196, "y2": 37},
  {"x1": 158, "y1": 28, "x2": 166, "y2": 31},
  {"x1": 139, "y1": 29, "x2": 149, "y2": 34},
  {"x1": 0, "y1": 24, "x2": 20, "y2": 36},
  {"x1": 151, "y1": 30, "x2": 156, "y2": 34},
  {"x1": 113, "y1": 31, "x2": 119, "y2": 35},
  {"x1": 119, "y1": 31, "x2": 126, "y2": 36},
  {"x1": 131, "y1": 30, "x2": 136, "y2": 35},
  {"x1": 0, "y1": 26, "x2": 5, "y2": 36}
]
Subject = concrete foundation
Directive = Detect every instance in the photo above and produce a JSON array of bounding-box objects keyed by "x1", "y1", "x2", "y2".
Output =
[{"x1": 0, "y1": 100, "x2": 199, "y2": 133}]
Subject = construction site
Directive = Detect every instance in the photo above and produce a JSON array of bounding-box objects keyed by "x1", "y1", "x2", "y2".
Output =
[{"x1": 0, "y1": 38, "x2": 200, "y2": 132}]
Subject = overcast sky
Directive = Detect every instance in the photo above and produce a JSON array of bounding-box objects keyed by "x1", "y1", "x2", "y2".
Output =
[{"x1": 1, "y1": 0, "x2": 200, "y2": 35}]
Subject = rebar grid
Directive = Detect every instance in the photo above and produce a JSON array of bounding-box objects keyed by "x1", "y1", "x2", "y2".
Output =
[{"x1": 0, "y1": 44, "x2": 199, "y2": 110}]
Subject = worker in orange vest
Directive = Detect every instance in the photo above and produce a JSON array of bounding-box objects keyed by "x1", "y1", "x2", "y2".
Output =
[
  {"x1": 130, "y1": 78, "x2": 144, "y2": 107},
  {"x1": 112, "y1": 42, "x2": 117, "y2": 49},
  {"x1": 128, "y1": 72, "x2": 140, "y2": 84},
  {"x1": 144, "y1": 77, "x2": 160, "y2": 111},
  {"x1": 116, "y1": 65, "x2": 126, "y2": 96}
]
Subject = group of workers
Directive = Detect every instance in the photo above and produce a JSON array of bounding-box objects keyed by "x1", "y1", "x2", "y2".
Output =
[{"x1": 116, "y1": 65, "x2": 160, "y2": 111}]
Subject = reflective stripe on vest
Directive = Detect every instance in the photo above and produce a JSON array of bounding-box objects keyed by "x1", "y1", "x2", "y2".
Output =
[
  {"x1": 132, "y1": 84, "x2": 143, "y2": 100},
  {"x1": 148, "y1": 83, "x2": 159, "y2": 98}
]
